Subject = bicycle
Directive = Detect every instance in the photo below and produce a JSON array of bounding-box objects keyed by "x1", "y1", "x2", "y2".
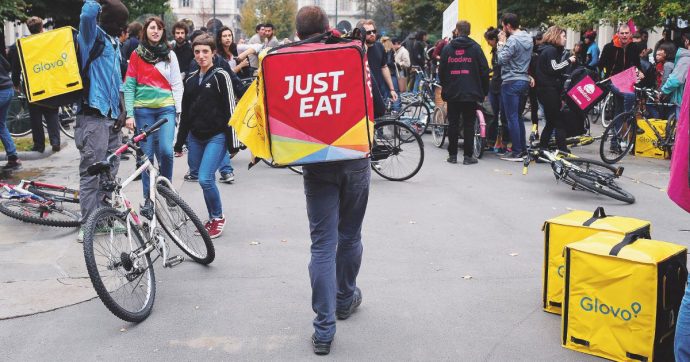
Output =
[
  {"x1": 523, "y1": 125, "x2": 635, "y2": 204},
  {"x1": 371, "y1": 119, "x2": 424, "y2": 181},
  {"x1": 599, "y1": 87, "x2": 677, "y2": 164},
  {"x1": 82, "y1": 118, "x2": 215, "y2": 323},
  {"x1": 429, "y1": 104, "x2": 487, "y2": 159},
  {"x1": 7, "y1": 93, "x2": 77, "y2": 139},
  {"x1": 0, "y1": 179, "x2": 81, "y2": 227}
]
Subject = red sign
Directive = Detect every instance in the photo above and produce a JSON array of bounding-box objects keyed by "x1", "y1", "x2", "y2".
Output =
[{"x1": 567, "y1": 75, "x2": 604, "y2": 111}]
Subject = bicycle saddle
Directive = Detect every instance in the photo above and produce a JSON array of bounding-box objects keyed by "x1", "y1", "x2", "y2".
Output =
[{"x1": 86, "y1": 161, "x2": 111, "y2": 176}]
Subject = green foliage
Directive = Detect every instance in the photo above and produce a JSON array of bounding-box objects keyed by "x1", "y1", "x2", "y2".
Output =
[
  {"x1": 355, "y1": 0, "x2": 397, "y2": 35},
  {"x1": 240, "y1": 0, "x2": 297, "y2": 39},
  {"x1": 124, "y1": 0, "x2": 170, "y2": 21},
  {"x1": 0, "y1": 0, "x2": 28, "y2": 23},
  {"x1": 499, "y1": 0, "x2": 586, "y2": 28},
  {"x1": 552, "y1": 0, "x2": 690, "y2": 30},
  {"x1": 393, "y1": 0, "x2": 446, "y2": 33}
]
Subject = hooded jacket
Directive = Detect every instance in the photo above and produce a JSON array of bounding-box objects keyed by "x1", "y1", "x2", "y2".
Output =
[
  {"x1": 438, "y1": 36, "x2": 490, "y2": 103},
  {"x1": 598, "y1": 39, "x2": 641, "y2": 78},
  {"x1": 497, "y1": 30, "x2": 533, "y2": 83},
  {"x1": 661, "y1": 48, "x2": 690, "y2": 106},
  {"x1": 535, "y1": 44, "x2": 571, "y2": 89}
]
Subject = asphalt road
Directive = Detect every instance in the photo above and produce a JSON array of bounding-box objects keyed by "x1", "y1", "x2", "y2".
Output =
[{"x1": 0, "y1": 124, "x2": 687, "y2": 361}]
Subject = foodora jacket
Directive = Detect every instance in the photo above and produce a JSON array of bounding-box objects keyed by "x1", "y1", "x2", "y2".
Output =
[{"x1": 438, "y1": 36, "x2": 490, "y2": 103}]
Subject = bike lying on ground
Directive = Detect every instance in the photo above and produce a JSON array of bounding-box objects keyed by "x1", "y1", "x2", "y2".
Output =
[
  {"x1": 523, "y1": 126, "x2": 635, "y2": 204},
  {"x1": 0, "y1": 179, "x2": 81, "y2": 227},
  {"x1": 82, "y1": 119, "x2": 215, "y2": 323}
]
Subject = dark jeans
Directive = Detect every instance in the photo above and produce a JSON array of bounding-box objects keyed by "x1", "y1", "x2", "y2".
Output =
[
  {"x1": 303, "y1": 158, "x2": 370, "y2": 342},
  {"x1": 29, "y1": 103, "x2": 60, "y2": 150},
  {"x1": 501, "y1": 80, "x2": 529, "y2": 154},
  {"x1": 610, "y1": 84, "x2": 637, "y2": 142},
  {"x1": 537, "y1": 87, "x2": 567, "y2": 151},
  {"x1": 487, "y1": 91, "x2": 508, "y2": 144},
  {"x1": 528, "y1": 86, "x2": 539, "y2": 125},
  {"x1": 447, "y1": 101, "x2": 476, "y2": 158}
]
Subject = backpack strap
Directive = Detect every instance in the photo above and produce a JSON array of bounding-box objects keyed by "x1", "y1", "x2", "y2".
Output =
[{"x1": 582, "y1": 206, "x2": 608, "y2": 226}]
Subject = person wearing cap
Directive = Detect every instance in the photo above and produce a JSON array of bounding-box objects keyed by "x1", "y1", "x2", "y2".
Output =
[
  {"x1": 584, "y1": 30, "x2": 599, "y2": 69},
  {"x1": 75, "y1": 0, "x2": 128, "y2": 241}
]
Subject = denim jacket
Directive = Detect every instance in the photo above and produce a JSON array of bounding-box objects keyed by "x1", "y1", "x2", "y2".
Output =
[{"x1": 77, "y1": 0, "x2": 123, "y2": 118}]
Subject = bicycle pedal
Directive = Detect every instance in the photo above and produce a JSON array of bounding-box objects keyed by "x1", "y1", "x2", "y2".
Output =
[{"x1": 164, "y1": 255, "x2": 185, "y2": 268}]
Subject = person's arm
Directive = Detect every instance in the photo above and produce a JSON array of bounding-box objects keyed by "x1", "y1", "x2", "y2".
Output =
[
  {"x1": 9, "y1": 46, "x2": 20, "y2": 89},
  {"x1": 497, "y1": 37, "x2": 515, "y2": 66},
  {"x1": 174, "y1": 83, "x2": 191, "y2": 153},
  {"x1": 168, "y1": 52, "x2": 184, "y2": 115},
  {"x1": 122, "y1": 53, "x2": 138, "y2": 129},
  {"x1": 544, "y1": 48, "x2": 573, "y2": 76},
  {"x1": 401, "y1": 48, "x2": 411, "y2": 68},
  {"x1": 216, "y1": 71, "x2": 233, "y2": 124},
  {"x1": 478, "y1": 47, "x2": 491, "y2": 96},
  {"x1": 661, "y1": 62, "x2": 673, "y2": 87},
  {"x1": 381, "y1": 66, "x2": 397, "y2": 101},
  {"x1": 661, "y1": 72, "x2": 682, "y2": 95},
  {"x1": 598, "y1": 45, "x2": 609, "y2": 75},
  {"x1": 78, "y1": 0, "x2": 100, "y2": 55}
]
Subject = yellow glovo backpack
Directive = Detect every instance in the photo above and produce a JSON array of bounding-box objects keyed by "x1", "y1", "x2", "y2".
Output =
[
  {"x1": 542, "y1": 207, "x2": 651, "y2": 314},
  {"x1": 562, "y1": 233, "x2": 687, "y2": 362}
]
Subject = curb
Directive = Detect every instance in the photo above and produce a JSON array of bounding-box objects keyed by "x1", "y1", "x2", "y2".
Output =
[{"x1": 0, "y1": 141, "x2": 71, "y2": 161}]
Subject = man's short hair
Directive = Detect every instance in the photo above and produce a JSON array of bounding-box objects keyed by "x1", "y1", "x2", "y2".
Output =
[
  {"x1": 295, "y1": 6, "x2": 328, "y2": 39},
  {"x1": 658, "y1": 42, "x2": 676, "y2": 60},
  {"x1": 192, "y1": 33, "x2": 216, "y2": 52},
  {"x1": 255, "y1": 24, "x2": 264, "y2": 33},
  {"x1": 415, "y1": 30, "x2": 427, "y2": 41},
  {"x1": 501, "y1": 13, "x2": 519, "y2": 29},
  {"x1": 392, "y1": 37, "x2": 401, "y2": 44},
  {"x1": 189, "y1": 29, "x2": 205, "y2": 43},
  {"x1": 127, "y1": 21, "x2": 143, "y2": 38},
  {"x1": 173, "y1": 21, "x2": 189, "y2": 35},
  {"x1": 264, "y1": 23, "x2": 274, "y2": 30},
  {"x1": 363, "y1": 19, "x2": 375, "y2": 28},
  {"x1": 456, "y1": 21, "x2": 470, "y2": 36},
  {"x1": 617, "y1": 24, "x2": 630, "y2": 33},
  {"x1": 26, "y1": 16, "x2": 43, "y2": 35}
]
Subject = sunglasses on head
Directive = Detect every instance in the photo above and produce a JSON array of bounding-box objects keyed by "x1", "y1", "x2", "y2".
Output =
[{"x1": 366, "y1": 30, "x2": 377, "y2": 35}]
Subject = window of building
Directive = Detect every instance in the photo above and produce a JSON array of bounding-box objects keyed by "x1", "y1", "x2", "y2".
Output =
[{"x1": 180, "y1": 0, "x2": 192, "y2": 7}]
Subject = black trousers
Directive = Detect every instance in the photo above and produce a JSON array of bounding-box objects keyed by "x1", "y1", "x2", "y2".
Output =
[
  {"x1": 447, "y1": 101, "x2": 476, "y2": 158},
  {"x1": 537, "y1": 87, "x2": 567, "y2": 151},
  {"x1": 29, "y1": 103, "x2": 60, "y2": 150}
]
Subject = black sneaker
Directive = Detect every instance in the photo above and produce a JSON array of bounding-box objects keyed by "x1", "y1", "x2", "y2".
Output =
[
  {"x1": 183, "y1": 174, "x2": 198, "y2": 182},
  {"x1": 219, "y1": 172, "x2": 235, "y2": 184},
  {"x1": 336, "y1": 287, "x2": 362, "y2": 320},
  {"x1": 311, "y1": 333, "x2": 332, "y2": 355},
  {"x1": 2, "y1": 155, "x2": 22, "y2": 171},
  {"x1": 446, "y1": 156, "x2": 458, "y2": 164},
  {"x1": 463, "y1": 156, "x2": 478, "y2": 165}
]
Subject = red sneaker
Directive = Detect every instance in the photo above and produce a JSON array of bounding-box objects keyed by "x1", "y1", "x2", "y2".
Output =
[{"x1": 206, "y1": 216, "x2": 226, "y2": 239}]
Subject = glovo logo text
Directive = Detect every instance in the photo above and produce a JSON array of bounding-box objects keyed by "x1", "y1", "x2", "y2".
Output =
[
  {"x1": 33, "y1": 52, "x2": 68, "y2": 74},
  {"x1": 580, "y1": 296, "x2": 642, "y2": 321}
]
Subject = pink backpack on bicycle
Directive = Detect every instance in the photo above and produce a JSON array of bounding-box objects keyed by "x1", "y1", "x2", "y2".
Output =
[{"x1": 667, "y1": 69, "x2": 690, "y2": 212}]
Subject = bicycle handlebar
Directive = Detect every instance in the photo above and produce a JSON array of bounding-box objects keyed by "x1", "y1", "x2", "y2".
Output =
[{"x1": 133, "y1": 118, "x2": 168, "y2": 143}]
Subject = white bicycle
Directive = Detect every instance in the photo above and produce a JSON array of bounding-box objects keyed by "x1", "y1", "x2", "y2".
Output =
[{"x1": 82, "y1": 119, "x2": 214, "y2": 322}]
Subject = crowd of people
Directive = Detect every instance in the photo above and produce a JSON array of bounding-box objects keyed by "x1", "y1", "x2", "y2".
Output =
[{"x1": 0, "y1": 0, "x2": 689, "y2": 356}]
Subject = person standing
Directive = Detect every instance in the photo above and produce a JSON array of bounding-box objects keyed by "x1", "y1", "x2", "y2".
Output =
[
  {"x1": 410, "y1": 30, "x2": 428, "y2": 93},
  {"x1": 172, "y1": 21, "x2": 194, "y2": 78},
  {"x1": 76, "y1": 0, "x2": 129, "y2": 241},
  {"x1": 392, "y1": 38, "x2": 410, "y2": 92},
  {"x1": 120, "y1": 21, "x2": 142, "y2": 64},
  {"x1": 175, "y1": 33, "x2": 235, "y2": 238},
  {"x1": 216, "y1": 26, "x2": 251, "y2": 76},
  {"x1": 598, "y1": 24, "x2": 642, "y2": 119},
  {"x1": 497, "y1": 13, "x2": 533, "y2": 161},
  {"x1": 535, "y1": 26, "x2": 576, "y2": 152},
  {"x1": 484, "y1": 27, "x2": 508, "y2": 153},
  {"x1": 123, "y1": 17, "x2": 183, "y2": 210},
  {"x1": 362, "y1": 19, "x2": 398, "y2": 106},
  {"x1": 661, "y1": 36, "x2": 689, "y2": 122},
  {"x1": 439, "y1": 20, "x2": 490, "y2": 165},
  {"x1": 262, "y1": 23, "x2": 280, "y2": 47},
  {"x1": 584, "y1": 31, "x2": 599, "y2": 69},
  {"x1": 381, "y1": 36, "x2": 401, "y2": 111},
  {"x1": 0, "y1": 52, "x2": 21, "y2": 170}
]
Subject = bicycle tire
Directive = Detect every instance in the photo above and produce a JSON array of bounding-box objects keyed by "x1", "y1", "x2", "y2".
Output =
[
  {"x1": 156, "y1": 184, "x2": 215, "y2": 265},
  {"x1": 58, "y1": 104, "x2": 77, "y2": 139},
  {"x1": 600, "y1": 93, "x2": 614, "y2": 128},
  {"x1": 7, "y1": 96, "x2": 31, "y2": 137},
  {"x1": 599, "y1": 111, "x2": 636, "y2": 164},
  {"x1": 563, "y1": 158, "x2": 636, "y2": 204},
  {"x1": 83, "y1": 207, "x2": 155, "y2": 322},
  {"x1": 261, "y1": 158, "x2": 303, "y2": 174},
  {"x1": 473, "y1": 116, "x2": 485, "y2": 159},
  {"x1": 371, "y1": 120, "x2": 424, "y2": 181},
  {"x1": 0, "y1": 199, "x2": 80, "y2": 227},
  {"x1": 431, "y1": 107, "x2": 446, "y2": 148},
  {"x1": 399, "y1": 102, "x2": 431, "y2": 135}
]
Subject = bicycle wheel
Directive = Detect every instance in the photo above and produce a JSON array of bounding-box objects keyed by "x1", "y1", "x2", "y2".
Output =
[
  {"x1": 431, "y1": 107, "x2": 447, "y2": 148},
  {"x1": 398, "y1": 102, "x2": 431, "y2": 135},
  {"x1": 599, "y1": 111, "x2": 636, "y2": 164},
  {"x1": 473, "y1": 116, "x2": 485, "y2": 159},
  {"x1": 7, "y1": 95, "x2": 31, "y2": 137},
  {"x1": 0, "y1": 199, "x2": 80, "y2": 227},
  {"x1": 371, "y1": 120, "x2": 424, "y2": 181},
  {"x1": 83, "y1": 207, "x2": 155, "y2": 322},
  {"x1": 155, "y1": 184, "x2": 215, "y2": 264},
  {"x1": 600, "y1": 93, "x2": 614, "y2": 128},
  {"x1": 58, "y1": 104, "x2": 77, "y2": 139},
  {"x1": 27, "y1": 183, "x2": 80, "y2": 204},
  {"x1": 563, "y1": 158, "x2": 636, "y2": 204}
]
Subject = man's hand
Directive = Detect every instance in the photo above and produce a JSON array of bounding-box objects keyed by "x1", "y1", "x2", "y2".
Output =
[
  {"x1": 498, "y1": 31, "x2": 507, "y2": 44},
  {"x1": 568, "y1": 55, "x2": 576, "y2": 63},
  {"x1": 125, "y1": 117, "x2": 135, "y2": 131},
  {"x1": 635, "y1": 68, "x2": 645, "y2": 83},
  {"x1": 390, "y1": 90, "x2": 398, "y2": 102},
  {"x1": 529, "y1": 76, "x2": 535, "y2": 88}
]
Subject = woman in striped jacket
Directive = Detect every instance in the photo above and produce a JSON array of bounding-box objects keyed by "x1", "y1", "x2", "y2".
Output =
[{"x1": 123, "y1": 16, "x2": 183, "y2": 206}]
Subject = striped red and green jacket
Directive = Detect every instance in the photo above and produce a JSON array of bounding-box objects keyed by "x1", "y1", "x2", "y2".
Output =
[{"x1": 122, "y1": 52, "x2": 177, "y2": 118}]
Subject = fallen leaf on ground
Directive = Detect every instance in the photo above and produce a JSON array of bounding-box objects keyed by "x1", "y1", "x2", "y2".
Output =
[
  {"x1": 281, "y1": 239, "x2": 288, "y2": 243},
  {"x1": 509, "y1": 253, "x2": 519, "y2": 257},
  {"x1": 462, "y1": 275, "x2": 473, "y2": 280},
  {"x1": 249, "y1": 241, "x2": 260, "y2": 245}
]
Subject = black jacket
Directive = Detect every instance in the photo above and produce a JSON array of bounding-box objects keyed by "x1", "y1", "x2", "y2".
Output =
[
  {"x1": 173, "y1": 41, "x2": 193, "y2": 74},
  {"x1": 0, "y1": 54, "x2": 13, "y2": 90},
  {"x1": 598, "y1": 41, "x2": 641, "y2": 78},
  {"x1": 535, "y1": 44, "x2": 571, "y2": 89},
  {"x1": 189, "y1": 54, "x2": 245, "y2": 98},
  {"x1": 175, "y1": 65, "x2": 235, "y2": 151},
  {"x1": 438, "y1": 36, "x2": 490, "y2": 103},
  {"x1": 489, "y1": 48, "x2": 502, "y2": 94},
  {"x1": 410, "y1": 40, "x2": 427, "y2": 68}
]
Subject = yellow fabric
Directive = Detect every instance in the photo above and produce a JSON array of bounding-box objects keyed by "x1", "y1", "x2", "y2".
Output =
[
  {"x1": 458, "y1": 0, "x2": 497, "y2": 67},
  {"x1": 635, "y1": 118, "x2": 668, "y2": 159},
  {"x1": 17, "y1": 27, "x2": 82, "y2": 102},
  {"x1": 542, "y1": 210, "x2": 651, "y2": 314},
  {"x1": 271, "y1": 137, "x2": 328, "y2": 165},
  {"x1": 562, "y1": 234, "x2": 686, "y2": 361},
  {"x1": 331, "y1": 117, "x2": 374, "y2": 152}
]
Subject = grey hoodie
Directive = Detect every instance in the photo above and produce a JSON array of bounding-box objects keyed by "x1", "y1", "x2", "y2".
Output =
[{"x1": 497, "y1": 30, "x2": 533, "y2": 83}]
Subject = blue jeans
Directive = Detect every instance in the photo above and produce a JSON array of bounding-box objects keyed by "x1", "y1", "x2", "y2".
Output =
[
  {"x1": 675, "y1": 274, "x2": 690, "y2": 359},
  {"x1": 412, "y1": 71, "x2": 423, "y2": 95},
  {"x1": 501, "y1": 80, "x2": 529, "y2": 154},
  {"x1": 389, "y1": 75, "x2": 401, "y2": 112},
  {"x1": 609, "y1": 85, "x2": 637, "y2": 143},
  {"x1": 303, "y1": 158, "x2": 370, "y2": 342},
  {"x1": 135, "y1": 106, "x2": 176, "y2": 199},
  {"x1": 189, "y1": 150, "x2": 233, "y2": 177},
  {"x1": 488, "y1": 91, "x2": 508, "y2": 144},
  {"x1": 187, "y1": 132, "x2": 225, "y2": 219},
  {"x1": 0, "y1": 88, "x2": 16, "y2": 157}
]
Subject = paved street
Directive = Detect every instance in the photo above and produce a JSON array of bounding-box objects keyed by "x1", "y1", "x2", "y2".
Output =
[{"x1": 0, "y1": 123, "x2": 687, "y2": 361}]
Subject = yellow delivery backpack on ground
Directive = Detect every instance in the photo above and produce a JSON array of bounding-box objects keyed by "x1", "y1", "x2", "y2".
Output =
[
  {"x1": 562, "y1": 233, "x2": 687, "y2": 361},
  {"x1": 635, "y1": 118, "x2": 668, "y2": 159},
  {"x1": 542, "y1": 207, "x2": 651, "y2": 314},
  {"x1": 16, "y1": 27, "x2": 83, "y2": 105}
]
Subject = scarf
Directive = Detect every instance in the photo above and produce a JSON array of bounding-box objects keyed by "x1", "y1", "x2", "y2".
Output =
[{"x1": 135, "y1": 41, "x2": 170, "y2": 64}]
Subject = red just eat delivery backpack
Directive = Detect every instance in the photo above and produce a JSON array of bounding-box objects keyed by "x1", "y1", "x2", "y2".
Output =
[{"x1": 260, "y1": 32, "x2": 375, "y2": 166}]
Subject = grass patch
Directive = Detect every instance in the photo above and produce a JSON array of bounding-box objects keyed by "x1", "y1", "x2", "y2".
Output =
[{"x1": 0, "y1": 137, "x2": 47, "y2": 152}]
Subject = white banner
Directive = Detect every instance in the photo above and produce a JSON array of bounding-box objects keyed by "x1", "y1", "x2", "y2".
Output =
[{"x1": 442, "y1": 0, "x2": 459, "y2": 39}]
